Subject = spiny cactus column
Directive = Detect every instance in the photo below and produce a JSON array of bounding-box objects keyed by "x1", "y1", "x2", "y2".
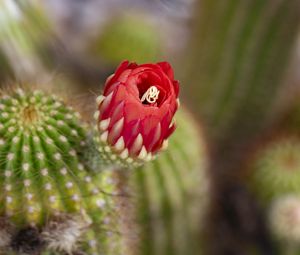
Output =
[
  {"x1": 0, "y1": 88, "x2": 121, "y2": 255},
  {"x1": 184, "y1": 1, "x2": 300, "y2": 253},
  {"x1": 120, "y1": 109, "x2": 208, "y2": 255}
]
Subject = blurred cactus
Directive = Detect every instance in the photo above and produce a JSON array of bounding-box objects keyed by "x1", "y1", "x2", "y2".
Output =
[
  {"x1": 184, "y1": 0, "x2": 300, "y2": 254},
  {"x1": 279, "y1": 95, "x2": 300, "y2": 135},
  {"x1": 0, "y1": 0, "x2": 54, "y2": 82},
  {"x1": 129, "y1": 109, "x2": 208, "y2": 255},
  {"x1": 186, "y1": 1, "x2": 300, "y2": 142},
  {"x1": 249, "y1": 137, "x2": 300, "y2": 203},
  {"x1": 0, "y1": 48, "x2": 13, "y2": 82},
  {"x1": 269, "y1": 194, "x2": 300, "y2": 253},
  {"x1": 89, "y1": 14, "x2": 161, "y2": 65}
]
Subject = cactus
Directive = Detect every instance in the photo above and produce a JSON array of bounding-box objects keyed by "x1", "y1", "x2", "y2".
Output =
[
  {"x1": 269, "y1": 194, "x2": 300, "y2": 244},
  {"x1": 183, "y1": 1, "x2": 300, "y2": 253},
  {"x1": 89, "y1": 14, "x2": 161, "y2": 65},
  {"x1": 0, "y1": 88, "x2": 121, "y2": 255},
  {"x1": 0, "y1": 87, "x2": 205, "y2": 255},
  {"x1": 267, "y1": 194, "x2": 300, "y2": 255},
  {"x1": 249, "y1": 136, "x2": 300, "y2": 203},
  {"x1": 127, "y1": 109, "x2": 208, "y2": 255},
  {"x1": 0, "y1": 0, "x2": 53, "y2": 81}
]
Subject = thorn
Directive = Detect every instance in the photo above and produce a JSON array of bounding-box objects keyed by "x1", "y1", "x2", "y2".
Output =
[
  {"x1": 23, "y1": 163, "x2": 30, "y2": 172},
  {"x1": 59, "y1": 135, "x2": 67, "y2": 142},
  {"x1": 66, "y1": 182, "x2": 73, "y2": 188},
  {"x1": 41, "y1": 169, "x2": 48, "y2": 176},
  {"x1": 24, "y1": 179, "x2": 31, "y2": 187}
]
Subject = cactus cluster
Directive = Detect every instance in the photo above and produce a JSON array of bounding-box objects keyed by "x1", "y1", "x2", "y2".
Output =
[
  {"x1": 0, "y1": 86, "x2": 205, "y2": 255},
  {"x1": 0, "y1": 4, "x2": 206, "y2": 253},
  {"x1": 0, "y1": 89, "x2": 121, "y2": 255}
]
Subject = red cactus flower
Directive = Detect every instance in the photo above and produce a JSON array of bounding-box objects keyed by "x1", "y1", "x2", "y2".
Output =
[{"x1": 94, "y1": 60, "x2": 179, "y2": 166}]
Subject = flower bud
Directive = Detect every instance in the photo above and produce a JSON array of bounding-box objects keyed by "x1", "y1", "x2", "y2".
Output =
[{"x1": 94, "y1": 60, "x2": 180, "y2": 167}]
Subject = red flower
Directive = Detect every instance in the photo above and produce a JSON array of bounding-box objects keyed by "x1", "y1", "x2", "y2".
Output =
[{"x1": 95, "y1": 60, "x2": 179, "y2": 165}]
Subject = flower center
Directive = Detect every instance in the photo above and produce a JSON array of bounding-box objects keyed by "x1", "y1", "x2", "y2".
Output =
[
  {"x1": 22, "y1": 105, "x2": 40, "y2": 125},
  {"x1": 140, "y1": 86, "x2": 160, "y2": 105}
]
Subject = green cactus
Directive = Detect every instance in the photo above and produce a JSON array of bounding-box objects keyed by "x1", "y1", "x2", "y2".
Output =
[
  {"x1": 249, "y1": 136, "x2": 300, "y2": 204},
  {"x1": 0, "y1": 0, "x2": 53, "y2": 81},
  {"x1": 90, "y1": 14, "x2": 161, "y2": 65},
  {"x1": 0, "y1": 86, "x2": 206, "y2": 255},
  {"x1": 269, "y1": 194, "x2": 300, "y2": 248},
  {"x1": 0, "y1": 88, "x2": 122, "y2": 255},
  {"x1": 128, "y1": 109, "x2": 208, "y2": 255}
]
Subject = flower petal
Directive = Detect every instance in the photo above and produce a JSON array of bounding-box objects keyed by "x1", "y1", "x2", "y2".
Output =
[{"x1": 157, "y1": 61, "x2": 174, "y2": 80}]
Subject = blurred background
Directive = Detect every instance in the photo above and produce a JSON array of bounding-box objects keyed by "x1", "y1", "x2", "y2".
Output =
[
  {"x1": 0, "y1": 0, "x2": 194, "y2": 91},
  {"x1": 2, "y1": 0, "x2": 300, "y2": 254}
]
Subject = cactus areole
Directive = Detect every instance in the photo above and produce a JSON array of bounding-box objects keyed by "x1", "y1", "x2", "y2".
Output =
[{"x1": 94, "y1": 60, "x2": 180, "y2": 167}]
